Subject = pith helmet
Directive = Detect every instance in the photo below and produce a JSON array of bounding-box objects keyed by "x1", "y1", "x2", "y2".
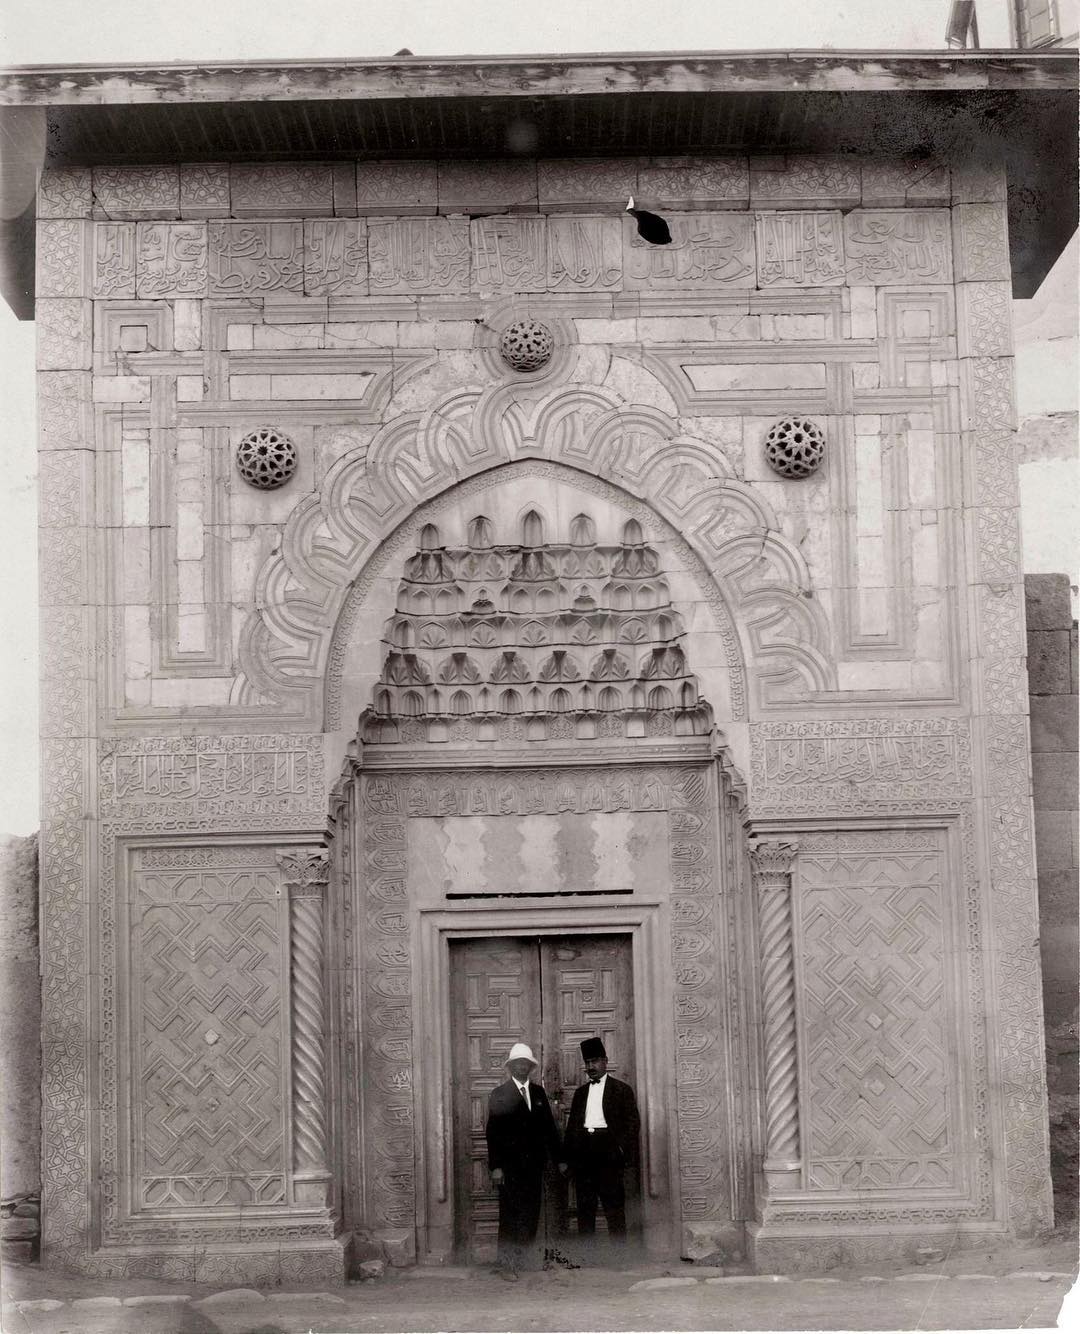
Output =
[{"x1": 505, "y1": 1042, "x2": 538, "y2": 1068}]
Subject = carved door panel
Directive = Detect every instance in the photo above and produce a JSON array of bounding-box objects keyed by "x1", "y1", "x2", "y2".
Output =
[
  {"x1": 538, "y1": 935, "x2": 636, "y2": 1135},
  {"x1": 450, "y1": 937, "x2": 541, "y2": 1262},
  {"x1": 449, "y1": 934, "x2": 635, "y2": 1263}
]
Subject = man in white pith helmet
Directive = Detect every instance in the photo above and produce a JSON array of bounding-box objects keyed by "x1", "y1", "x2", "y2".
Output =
[{"x1": 485, "y1": 1042, "x2": 567, "y2": 1280}]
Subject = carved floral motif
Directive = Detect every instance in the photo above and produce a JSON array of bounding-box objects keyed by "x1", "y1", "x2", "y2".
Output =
[
  {"x1": 38, "y1": 372, "x2": 92, "y2": 451},
  {"x1": 180, "y1": 164, "x2": 231, "y2": 217},
  {"x1": 355, "y1": 161, "x2": 437, "y2": 214},
  {"x1": 230, "y1": 163, "x2": 334, "y2": 216},
  {"x1": 953, "y1": 203, "x2": 1010, "y2": 282},
  {"x1": 36, "y1": 299, "x2": 92, "y2": 371},
  {"x1": 93, "y1": 166, "x2": 180, "y2": 219},
  {"x1": 38, "y1": 167, "x2": 93, "y2": 219},
  {"x1": 37, "y1": 220, "x2": 90, "y2": 297}
]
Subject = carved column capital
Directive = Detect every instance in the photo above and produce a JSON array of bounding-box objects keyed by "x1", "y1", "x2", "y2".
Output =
[
  {"x1": 277, "y1": 847, "x2": 330, "y2": 898},
  {"x1": 749, "y1": 839, "x2": 798, "y2": 890}
]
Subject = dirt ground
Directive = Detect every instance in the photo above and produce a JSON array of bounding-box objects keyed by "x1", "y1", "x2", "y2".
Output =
[{"x1": 1, "y1": 1221, "x2": 1077, "y2": 1334}]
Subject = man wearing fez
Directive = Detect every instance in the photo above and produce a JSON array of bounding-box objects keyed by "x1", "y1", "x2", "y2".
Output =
[
  {"x1": 565, "y1": 1037, "x2": 641, "y2": 1250},
  {"x1": 485, "y1": 1042, "x2": 567, "y2": 1280}
]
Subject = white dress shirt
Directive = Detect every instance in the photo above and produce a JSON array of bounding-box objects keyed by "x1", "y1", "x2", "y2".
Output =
[
  {"x1": 513, "y1": 1076, "x2": 531, "y2": 1110},
  {"x1": 584, "y1": 1074, "x2": 608, "y2": 1128}
]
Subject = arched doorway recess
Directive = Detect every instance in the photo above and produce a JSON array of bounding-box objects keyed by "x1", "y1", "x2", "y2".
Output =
[{"x1": 328, "y1": 493, "x2": 760, "y2": 1265}]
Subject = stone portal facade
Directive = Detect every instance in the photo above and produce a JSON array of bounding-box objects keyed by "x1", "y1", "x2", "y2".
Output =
[{"x1": 35, "y1": 145, "x2": 1052, "y2": 1281}]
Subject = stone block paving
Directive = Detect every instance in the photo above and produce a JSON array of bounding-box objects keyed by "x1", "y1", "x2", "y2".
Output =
[{"x1": 1, "y1": 1260, "x2": 1076, "y2": 1334}]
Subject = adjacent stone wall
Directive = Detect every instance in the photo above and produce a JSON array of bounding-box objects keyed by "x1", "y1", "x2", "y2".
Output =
[
  {"x1": 0, "y1": 833, "x2": 41, "y2": 1259},
  {"x1": 1026, "y1": 573, "x2": 1079, "y2": 1219}
]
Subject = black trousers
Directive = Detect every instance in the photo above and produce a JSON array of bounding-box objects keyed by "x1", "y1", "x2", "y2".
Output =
[
  {"x1": 573, "y1": 1131, "x2": 626, "y2": 1237},
  {"x1": 496, "y1": 1167, "x2": 543, "y2": 1268}
]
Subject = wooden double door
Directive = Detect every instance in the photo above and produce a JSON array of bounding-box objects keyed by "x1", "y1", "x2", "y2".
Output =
[{"x1": 449, "y1": 933, "x2": 636, "y2": 1262}]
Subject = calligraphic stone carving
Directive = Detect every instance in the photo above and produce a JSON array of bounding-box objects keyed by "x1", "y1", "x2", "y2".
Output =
[
  {"x1": 624, "y1": 213, "x2": 755, "y2": 289},
  {"x1": 136, "y1": 222, "x2": 209, "y2": 298},
  {"x1": 548, "y1": 217, "x2": 623, "y2": 291},
  {"x1": 304, "y1": 218, "x2": 368, "y2": 296},
  {"x1": 844, "y1": 209, "x2": 952, "y2": 285},
  {"x1": 751, "y1": 719, "x2": 971, "y2": 811},
  {"x1": 367, "y1": 218, "x2": 470, "y2": 294},
  {"x1": 472, "y1": 217, "x2": 546, "y2": 293},
  {"x1": 93, "y1": 223, "x2": 137, "y2": 298},
  {"x1": 208, "y1": 221, "x2": 304, "y2": 295},
  {"x1": 756, "y1": 212, "x2": 845, "y2": 287}
]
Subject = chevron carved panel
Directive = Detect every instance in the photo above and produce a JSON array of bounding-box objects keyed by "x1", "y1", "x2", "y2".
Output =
[
  {"x1": 132, "y1": 848, "x2": 288, "y2": 1211},
  {"x1": 797, "y1": 835, "x2": 958, "y2": 1194}
]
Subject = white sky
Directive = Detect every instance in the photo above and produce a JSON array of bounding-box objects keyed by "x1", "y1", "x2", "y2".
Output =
[
  {"x1": 0, "y1": 1, "x2": 961, "y2": 65},
  {"x1": 0, "y1": 1, "x2": 1073, "y2": 836}
]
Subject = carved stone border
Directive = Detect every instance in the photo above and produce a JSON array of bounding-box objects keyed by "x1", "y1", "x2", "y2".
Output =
[{"x1": 953, "y1": 193, "x2": 1052, "y2": 1236}]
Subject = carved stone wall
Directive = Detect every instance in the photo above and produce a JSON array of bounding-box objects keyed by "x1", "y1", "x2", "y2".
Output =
[{"x1": 35, "y1": 150, "x2": 1050, "y2": 1277}]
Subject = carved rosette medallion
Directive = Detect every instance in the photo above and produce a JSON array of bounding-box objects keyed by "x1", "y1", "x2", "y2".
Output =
[
  {"x1": 236, "y1": 427, "x2": 298, "y2": 490},
  {"x1": 498, "y1": 319, "x2": 555, "y2": 372},
  {"x1": 278, "y1": 848, "x2": 332, "y2": 1205},
  {"x1": 763, "y1": 418, "x2": 825, "y2": 479},
  {"x1": 749, "y1": 840, "x2": 801, "y2": 1192}
]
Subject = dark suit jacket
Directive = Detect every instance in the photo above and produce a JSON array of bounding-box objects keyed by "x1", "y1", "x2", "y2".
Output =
[
  {"x1": 486, "y1": 1079, "x2": 563, "y2": 1176},
  {"x1": 565, "y1": 1075, "x2": 641, "y2": 1167}
]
